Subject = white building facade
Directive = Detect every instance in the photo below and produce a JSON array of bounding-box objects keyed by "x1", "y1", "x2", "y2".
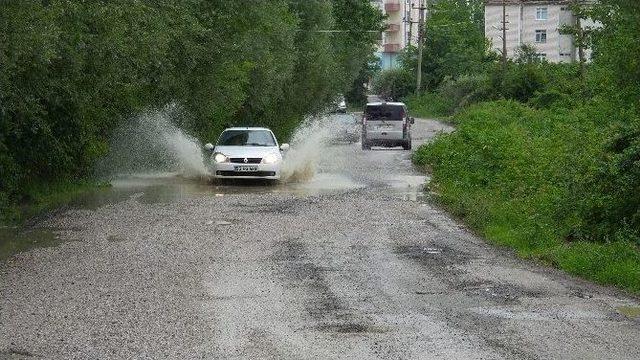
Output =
[
  {"x1": 485, "y1": 0, "x2": 596, "y2": 63},
  {"x1": 371, "y1": 0, "x2": 422, "y2": 69}
]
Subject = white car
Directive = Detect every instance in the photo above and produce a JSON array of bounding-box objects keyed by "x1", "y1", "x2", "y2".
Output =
[{"x1": 204, "y1": 127, "x2": 289, "y2": 180}]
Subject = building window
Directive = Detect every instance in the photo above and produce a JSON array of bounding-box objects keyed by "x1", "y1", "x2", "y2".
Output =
[
  {"x1": 536, "y1": 7, "x2": 548, "y2": 20},
  {"x1": 535, "y1": 30, "x2": 547, "y2": 43}
]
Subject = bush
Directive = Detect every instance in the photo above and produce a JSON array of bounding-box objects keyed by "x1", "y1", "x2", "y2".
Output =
[
  {"x1": 494, "y1": 63, "x2": 549, "y2": 103},
  {"x1": 372, "y1": 68, "x2": 414, "y2": 101},
  {"x1": 403, "y1": 74, "x2": 495, "y2": 118},
  {"x1": 528, "y1": 90, "x2": 575, "y2": 110},
  {"x1": 578, "y1": 117, "x2": 640, "y2": 243},
  {"x1": 413, "y1": 100, "x2": 640, "y2": 292},
  {"x1": 403, "y1": 61, "x2": 587, "y2": 120},
  {"x1": 403, "y1": 93, "x2": 453, "y2": 119},
  {"x1": 437, "y1": 74, "x2": 496, "y2": 113}
]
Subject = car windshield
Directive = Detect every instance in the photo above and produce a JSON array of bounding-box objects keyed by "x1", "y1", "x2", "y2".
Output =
[
  {"x1": 365, "y1": 105, "x2": 405, "y2": 120},
  {"x1": 217, "y1": 130, "x2": 276, "y2": 146}
]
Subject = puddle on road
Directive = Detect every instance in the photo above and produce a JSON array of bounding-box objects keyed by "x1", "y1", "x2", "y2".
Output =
[
  {"x1": 0, "y1": 227, "x2": 65, "y2": 260},
  {"x1": 0, "y1": 172, "x2": 367, "y2": 260},
  {"x1": 66, "y1": 171, "x2": 427, "y2": 210},
  {"x1": 71, "y1": 171, "x2": 366, "y2": 208},
  {"x1": 617, "y1": 306, "x2": 640, "y2": 319},
  {"x1": 383, "y1": 174, "x2": 429, "y2": 202}
]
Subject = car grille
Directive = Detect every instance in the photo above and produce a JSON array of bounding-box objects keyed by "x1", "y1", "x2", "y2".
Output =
[
  {"x1": 229, "y1": 157, "x2": 262, "y2": 164},
  {"x1": 217, "y1": 171, "x2": 276, "y2": 177}
]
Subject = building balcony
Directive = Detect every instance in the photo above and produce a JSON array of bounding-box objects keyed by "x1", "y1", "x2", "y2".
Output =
[
  {"x1": 383, "y1": 43, "x2": 400, "y2": 53},
  {"x1": 386, "y1": 23, "x2": 400, "y2": 32},
  {"x1": 384, "y1": 1, "x2": 401, "y2": 12}
]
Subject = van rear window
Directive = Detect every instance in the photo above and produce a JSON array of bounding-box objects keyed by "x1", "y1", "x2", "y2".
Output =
[{"x1": 365, "y1": 105, "x2": 405, "y2": 120}]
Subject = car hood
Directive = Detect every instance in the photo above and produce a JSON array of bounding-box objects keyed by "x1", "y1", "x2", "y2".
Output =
[{"x1": 213, "y1": 145, "x2": 281, "y2": 158}]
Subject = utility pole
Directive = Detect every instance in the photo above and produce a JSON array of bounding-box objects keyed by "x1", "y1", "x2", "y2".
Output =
[
  {"x1": 501, "y1": 0, "x2": 509, "y2": 69},
  {"x1": 404, "y1": 3, "x2": 421, "y2": 47},
  {"x1": 404, "y1": 6, "x2": 413, "y2": 45},
  {"x1": 415, "y1": 0, "x2": 427, "y2": 94}
]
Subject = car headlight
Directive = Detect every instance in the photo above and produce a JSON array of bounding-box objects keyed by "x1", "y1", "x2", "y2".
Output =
[
  {"x1": 213, "y1": 152, "x2": 228, "y2": 163},
  {"x1": 262, "y1": 153, "x2": 279, "y2": 164}
]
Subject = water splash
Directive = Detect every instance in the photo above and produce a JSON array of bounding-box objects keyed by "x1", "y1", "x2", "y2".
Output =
[
  {"x1": 281, "y1": 114, "x2": 355, "y2": 182},
  {"x1": 97, "y1": 103, "x2": 209, "y2": 179}
]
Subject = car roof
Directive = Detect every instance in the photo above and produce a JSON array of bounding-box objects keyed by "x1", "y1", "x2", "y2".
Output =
[
  {"x1": 366, "y1": 102, "x2": 406, "y2": 106},
  {"x1": 223, "y1": 127, "x2": 272, "y2": 131}
]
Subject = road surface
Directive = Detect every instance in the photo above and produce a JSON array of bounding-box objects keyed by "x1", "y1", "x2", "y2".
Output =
[{"x1": 1, "y1": 117, "x2": 639, "y2": 359}]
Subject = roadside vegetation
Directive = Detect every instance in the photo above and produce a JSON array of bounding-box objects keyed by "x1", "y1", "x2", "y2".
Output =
[
  {"x1": 0, "y1": 0, "x2": 384, "y2": 223},
  {"x1": 387, "y1": 0, "x2": 640, "y2": 292}
]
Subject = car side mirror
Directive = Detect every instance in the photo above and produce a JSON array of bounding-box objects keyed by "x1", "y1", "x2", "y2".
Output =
[
  {"x1": 280, "y1": 143, "x2": 290, "y2": 151},
  {"x1": 410, "y1": 117, "x2": 415, "y2": 124},
  {"x1": 204, "y1": 143, "x2": 214, "y2": 152}
]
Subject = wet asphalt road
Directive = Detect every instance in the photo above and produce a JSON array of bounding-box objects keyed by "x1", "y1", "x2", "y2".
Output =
[{"x1": 2, "y1": 118, "x2": 640, "y2": 359}]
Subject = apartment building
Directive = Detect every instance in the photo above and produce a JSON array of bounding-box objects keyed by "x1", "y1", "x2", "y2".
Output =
[
  {"x1": 371, "y1": 0, "x2": 422, "y2": 69},
  {"x1": 485, "y1": 0, "x2": 596, "y2": 63}
]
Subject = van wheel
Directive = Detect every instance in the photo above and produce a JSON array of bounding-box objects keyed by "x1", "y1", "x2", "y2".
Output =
[
  {"x1": 362, "y1": 140, "x2": 371, "y2": 150},
  {"x1": 402, "y1": 140, "x2": 412, "y2": 150}
]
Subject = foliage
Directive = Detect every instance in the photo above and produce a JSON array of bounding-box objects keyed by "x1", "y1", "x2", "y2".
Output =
[
  {"x1": 590, "y1": 0, "x2": 640, "y2": 105},
  {"x1": 404, "y1": 92, "x2": 453, "y2": 119},
  {"x1": 331, "y1": 0, "x2": 385, "y2": 107},
  {"x1": 400, "y1": 0, "x2": 492, "y2": 91},
  {"x1": 0, "y1": 0, "x2": 383, "y2": 221},
  {"x1": 413, "y1": 101, "x2": 640, "y2": 292},
  {"x1": 559, "y1": 0, "x2": 595, "y2": 78},
  {"x1": 371, "y1": 68, "x2": 414, "y2": 101},
  {"x1": 405, "y1": 0, "x2": 640, "y2": 292},
  {"x1": 345, "y1": 53, "x2": 381, "y2": 107},
  {"x1": 514, "y1": 44, "x2": 545, "y2": 65},
  {"x1": 438, "y1": 74, "x2": 495, "y2": 112},
  {"x1": 578, "y1": 118, "x2": 640, "y2": 243}
]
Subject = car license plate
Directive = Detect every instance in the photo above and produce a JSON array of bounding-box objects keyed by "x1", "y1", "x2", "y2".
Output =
[{"x1": 234, "y1": 165, "x2": 258, "y2": 172}]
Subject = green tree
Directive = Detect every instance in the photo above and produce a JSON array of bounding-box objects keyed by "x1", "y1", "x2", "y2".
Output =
[
  {"x1": 0, "y1": 0, "x2": 383, "y2": 219},
  {"x1": 401, "y1": 0, "x2": 490, "y2": 91},
  {"x1": 590, "y1": 0, "x2": 640, "y2": 105},
  {"x1": 559, "y1": 0, "x2": 594, "y2": 80},
  {"x1": 330, "y1": 0, "x2": 385, "y2": 106}
]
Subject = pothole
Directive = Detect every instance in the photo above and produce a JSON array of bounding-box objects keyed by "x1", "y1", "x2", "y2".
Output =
[{"x1": 107, "y1": 235, "x2": 127, "y2": 243}]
